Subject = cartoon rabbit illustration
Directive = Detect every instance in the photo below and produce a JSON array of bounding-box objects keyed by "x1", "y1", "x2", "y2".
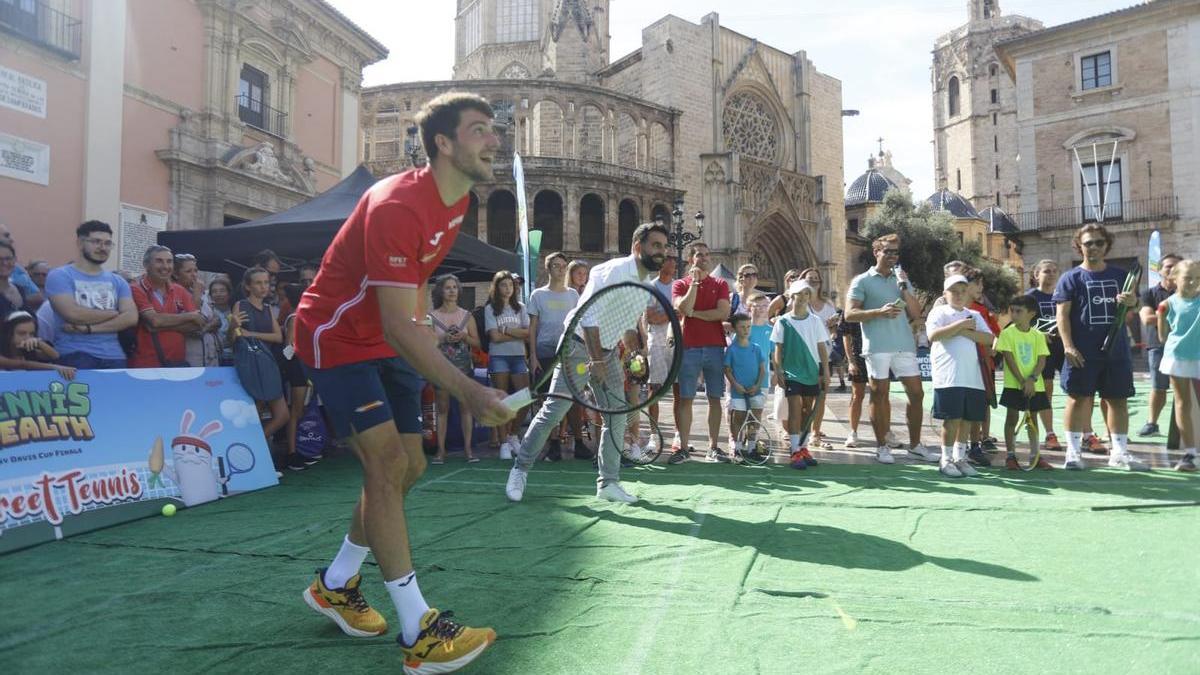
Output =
[{"x1": 149, "y1": 410, "x2": 225, "y2": 507}]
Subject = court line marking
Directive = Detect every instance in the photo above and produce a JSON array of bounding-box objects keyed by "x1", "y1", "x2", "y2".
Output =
[
  {"x1": 455, "y1": 466, "x2": 1198, "y2": 488},
  {"x1": 622, "y1": 495, "x2": 710, "y2": 674}
]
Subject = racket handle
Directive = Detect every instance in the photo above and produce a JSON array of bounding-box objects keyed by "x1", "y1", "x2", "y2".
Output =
[
  {"x1": 218, "y1": 457, "x2": 228, "y2": 496},
  {"x1": 503, "y1": 388, "x2": 533, "y2": 412}
]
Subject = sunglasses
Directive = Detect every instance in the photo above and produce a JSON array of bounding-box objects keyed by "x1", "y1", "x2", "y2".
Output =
[
  {"x1": 738, "y1": 272, "x2": 758, "y2": 279},
  {"x1": 881, "y1": 248, "x2": 900, "y2": 255}
]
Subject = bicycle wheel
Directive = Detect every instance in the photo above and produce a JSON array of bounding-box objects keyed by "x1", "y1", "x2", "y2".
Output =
[{"x1": 736, "y1": 412, "x2": 777, "y2": 466}]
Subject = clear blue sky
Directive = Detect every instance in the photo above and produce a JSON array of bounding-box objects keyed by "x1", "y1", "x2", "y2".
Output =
[{"x1": 330, "y1": 0, "x2": 1140, "y2": 202}]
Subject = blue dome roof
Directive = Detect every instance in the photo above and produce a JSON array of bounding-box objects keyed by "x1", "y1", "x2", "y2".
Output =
[
  {"x1": 978, "y1": 206, "x2": 1018, "y2": 234},
  {"x1": 846, "y1": 169, "x2": 898, "y2": 207},
  {"x1": 926, "y1": 189, "x2": 981, "y2": 219}
]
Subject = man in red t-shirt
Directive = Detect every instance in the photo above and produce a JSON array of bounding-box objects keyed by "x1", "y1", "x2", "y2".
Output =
[
  {"x1": 670, "y1": 242, "x2": 732, "y2": 464},
  {"x1": 129, "y1": 245, "x2": 205, "y2": 367},
  {"x1": 294, "y1": 93, "x2": 512, "y2": 672}
]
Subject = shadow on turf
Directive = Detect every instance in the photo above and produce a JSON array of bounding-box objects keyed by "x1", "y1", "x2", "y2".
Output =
[{"x1": 565, "y1": 501, "x2": 1038, "y2": 582}]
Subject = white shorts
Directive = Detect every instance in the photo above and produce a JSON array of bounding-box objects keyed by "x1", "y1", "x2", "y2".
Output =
[
  {"x1": 646, "y1": 321, "x2": 672, "y2": 384},
  {"x1": 729, "y1": 393, "x2": 766, "y2": 411},
  {"x1": 1159, "y1": 353, "x2": 1200, "y2": 379},
  {"x1": 864, "y1": 351, "x2": 920, "y2": 380}
]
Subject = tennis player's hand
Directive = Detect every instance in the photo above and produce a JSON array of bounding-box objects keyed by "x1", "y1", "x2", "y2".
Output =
[
  {"x1": 1064, "y1": 346, "x2": 1085, "y2": 368},
  {"x1": 1022, "y1": 378, "x2": 1035, "y2": 397},
  {"x1": 463, "y1": 382, "x2": 515, "y2": 426},
  {"x1": 1117, "y1": 290, "x2": 1137, "y2": 308},
  {"x1": 877, "y1": 304, "x2": 902, "y2": 320}
]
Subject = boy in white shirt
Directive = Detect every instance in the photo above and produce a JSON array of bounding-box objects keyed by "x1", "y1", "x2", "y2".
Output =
[
  {"x1": 925, "y1": 275, "x2": 995, "y2": 477},
  {"x1": 770, "y1": 280, "x2": 830, "y2": 469}
]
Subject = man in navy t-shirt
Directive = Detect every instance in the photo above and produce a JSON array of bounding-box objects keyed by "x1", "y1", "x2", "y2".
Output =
[{"x1": 1053, "y1": 224, "x2": 1147, "y2": 471}]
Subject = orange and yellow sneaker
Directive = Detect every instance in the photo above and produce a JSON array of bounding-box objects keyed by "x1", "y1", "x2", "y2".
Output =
[
  {"x1": 400, "y1": 608, "x2": 496, "y2": 675},
  {"x1": 1043, "y1": 432, "x2": 1063, "y2": 451},
  {"x1": 1085, "y1": 434, "x2": 1108, "y2": 455},
  {"x1": 303, "y1": 568, "x2": 388, "y2": 637}
]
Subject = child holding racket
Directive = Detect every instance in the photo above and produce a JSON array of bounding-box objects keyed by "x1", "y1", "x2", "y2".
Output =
[
  {"x1": 725, "y1": 313, "x2": 767, "y2": 460},
  {"x1": 995, "y1": 295, "x2": 1053, "y2": 470},
  {"x1": 1158, "y1": 259, "x2": 1200, "y2": 472},
  {"x1": 771, "y1": 279, "x2": 829, "y2": 470}
]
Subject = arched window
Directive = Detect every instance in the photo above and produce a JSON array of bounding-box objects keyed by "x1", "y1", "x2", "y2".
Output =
[
  {"x1": 651, "y1": 203, "x2": 670, "y2": 226},
  {"x1": 533, "y1": 190, "x2": 564, "y2": 252},
  {"x1": 579, "y1": 194, "x2": 605, "y2": 252},
  {"x1": 948, "y1": 76, "x2": 960, "y2": 117},
  {"x1": 487, "y1": 190, "x2": 517, "y2": 251},
  {"x1": 989, "y1": 63, "x2": 999, "y2": 77},
  {"x1": 618, "y1": 199, "x2": 639, "y2": 254}
]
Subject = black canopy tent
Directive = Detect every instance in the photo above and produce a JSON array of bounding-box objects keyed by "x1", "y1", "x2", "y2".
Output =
[{"x1": 158, "y1": 165, "x2": 517, "y2": 283}]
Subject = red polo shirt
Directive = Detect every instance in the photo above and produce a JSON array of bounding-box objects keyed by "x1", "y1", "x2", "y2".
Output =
[
  {"x1": 130, "y1": 277, "x2": 195, "y2": 367},
  {"x1": 672, "y1": 275, "x2": 730, "y2": 348}
]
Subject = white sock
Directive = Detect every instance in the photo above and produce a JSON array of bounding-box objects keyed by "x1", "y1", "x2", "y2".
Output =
[
  {"x1": 324, "y1": 536, "x2": 370, "y2": 589},
  {"x1": 387, "y1": 572, "x2": 430, "y2": 646},
  {"x1": 1067, "y1": 432, "x2": 1083, "y2": 456},
  {"x1": 790, "y1": 434, "x2": 800, "y2": 452},
  {"x1": 1111, "y1": 433, "x2": 1129, "y2": 456},
  {"x1": 942, "y1": 445, "x2": 953, "y2": 461},
  {"x1": 953, "y1": 442, "x2": 967, "y2": 462}
]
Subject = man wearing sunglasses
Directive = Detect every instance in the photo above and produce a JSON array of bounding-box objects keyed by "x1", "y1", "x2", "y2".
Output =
[
  {"x1": 1053, "y1": 223, "x2": 1147, "y2": 471},
  {"x1": 844, "y1": 234, "x2": 939, "y2": 464}
]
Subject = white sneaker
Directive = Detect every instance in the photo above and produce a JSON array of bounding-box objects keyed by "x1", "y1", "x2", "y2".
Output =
[
  {"x1": 645, "y1": 435, "x2": 659, "y2": 453},
  {"x1": 939, "y1": 458, "x2": 963, "y2": 477},
  {"x1": 844, "y1": 431, "x2": 859, "y2": 448},
  {"x1": 876, "y1": 446, "x2": 895, "y2": 464},
  {"x1": 597, "y1": 482, "x2": 637, "y2": 503},
  {"x1": 626, "y1": 443, "x2": 644, "y2": 461},
  {"x1": 885, "y1": 431, "x2": 903, "y2": 448},
  {"x1": 505, "y1": 466, "x2": 528, "y2": 502},
  {"x1": 499, "y1": 441, "x2": 513, "y2": 460},
  {"x1": 1062, "y1": 451, "x2": 1085, "y2": 470},
  {"x1": 908, "y1": 443, "x2": 940, "y2": 462},
  {"x1": 954, "y1": 459, "x2": 979, "y2": 477},
  {"x1": 1108, "y1": 453, "x2": 1151, "y2": 471}
]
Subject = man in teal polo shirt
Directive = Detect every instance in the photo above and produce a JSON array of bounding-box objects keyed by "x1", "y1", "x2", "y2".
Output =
[{"x1": 844, "y1": 234, "x2": 938, "y2": 464}]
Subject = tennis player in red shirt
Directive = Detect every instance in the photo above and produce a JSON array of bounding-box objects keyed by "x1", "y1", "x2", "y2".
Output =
[{"x1": 295, "y1": 93, "x2": 514, "y2": 674}]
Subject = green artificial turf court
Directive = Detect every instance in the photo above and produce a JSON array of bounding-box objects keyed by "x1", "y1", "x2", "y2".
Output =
[{"x1": 2, "y1": 452, "x2": 1198, "y2": 674}]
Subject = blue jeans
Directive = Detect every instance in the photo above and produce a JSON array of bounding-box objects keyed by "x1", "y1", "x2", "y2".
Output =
[
  {"x1": 58, "y1": 352, "x2": 127, "y2": 370},
  {"x1": 678, "y1": 346, "x2": 726, "y2": 399}
]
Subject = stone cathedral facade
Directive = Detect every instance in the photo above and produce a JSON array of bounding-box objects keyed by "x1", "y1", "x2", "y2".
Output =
[{"x1": 361, "y1": 1, "x2": 848, "y2": 297}]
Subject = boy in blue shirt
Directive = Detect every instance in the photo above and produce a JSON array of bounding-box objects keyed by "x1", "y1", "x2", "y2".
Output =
[{"x1": 725, "y1": 313, "x2": 767, "y2": 461}]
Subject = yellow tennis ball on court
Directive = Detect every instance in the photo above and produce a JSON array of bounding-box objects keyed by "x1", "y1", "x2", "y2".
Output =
[
  {"x1": 576, "y1": 362, "x2": 588, "y2": 375},
  {"x1": 162, "y1": 503, "x2": 176, "y2": 517}
]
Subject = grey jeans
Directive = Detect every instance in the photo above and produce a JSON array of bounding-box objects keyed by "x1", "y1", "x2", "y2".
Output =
[{"x1": 515, "y1": 348, "x2": 627, "y2": 487}]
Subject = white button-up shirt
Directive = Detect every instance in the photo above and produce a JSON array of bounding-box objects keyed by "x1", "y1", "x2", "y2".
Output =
[{"x1": 566, "y1": 254, "x2": 651, "y2": 350}]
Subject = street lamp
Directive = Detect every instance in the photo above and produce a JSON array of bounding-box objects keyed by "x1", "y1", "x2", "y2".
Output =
[
  {"x1": 657, "y1": 196, "x2": 704, "y2": 279},
  {"x1": 405, "y1": 125, "x2": 423, "y2": 167}
]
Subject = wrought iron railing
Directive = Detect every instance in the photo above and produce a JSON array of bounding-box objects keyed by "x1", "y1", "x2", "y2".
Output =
[
  {"x1": 0, "y1": 0, "x2": 82, "y2": 60},
  {"x1": 236, "y1": 95, "x2": 287, "y2": 137},
  {"x1": 1010, "y1": 196, "x2": 1179, "y2": 232}
]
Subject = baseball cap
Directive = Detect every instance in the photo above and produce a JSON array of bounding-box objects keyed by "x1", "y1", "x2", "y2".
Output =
[
  {"x1": 943, "y1": 274, "x2": 969, "y2": 291},
  {"x1": 787, "y1": 279, "x2": 814, "y2": 296}
]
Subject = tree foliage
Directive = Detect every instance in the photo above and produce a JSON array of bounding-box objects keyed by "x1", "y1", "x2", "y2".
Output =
[{"x1": 861, "y1": 189, "x2": 1021, "y2": 311}]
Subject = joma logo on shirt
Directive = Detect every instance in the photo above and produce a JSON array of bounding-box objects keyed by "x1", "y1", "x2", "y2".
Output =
[{"x1": 388, "y1": 255, "x2": 408, "y2": 267}]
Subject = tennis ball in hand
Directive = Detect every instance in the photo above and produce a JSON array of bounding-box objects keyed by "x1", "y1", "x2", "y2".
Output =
[
  {"x1": 576, "y1": 363, "x2": 588, "y2": 375},
  {"x1": 629, "y1": 359, "x2": 645, "y2": 374},
  {"x1": 162, "y1": 503, "x2": 176, "y2": 517}
]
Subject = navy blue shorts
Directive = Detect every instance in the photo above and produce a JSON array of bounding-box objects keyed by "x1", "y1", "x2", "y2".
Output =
[
  {"x1": 784, "y1": 380, "x2": 821, "y2": 397},
  {"x1": 1060, "y1": 357, "x2": 1135, "y2": 400},
  {"x1": 932, "y1": 387, "x2": 988, "y2": 422},
  {"x1": 302, "y1": 357, "x2": 424, "y2": 438},
  {"x1": 999, "y1": 388, "x2": 1051, "y2": 412}
]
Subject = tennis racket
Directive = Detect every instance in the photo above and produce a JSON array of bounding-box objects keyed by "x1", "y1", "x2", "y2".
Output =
[
  {"x1": 580, "y1": 385, "x2": 664, "y2": 465},
  {"x1": 736, "y1": 391, "x2": 776, "y2": 466},
  {"x1": 218, "y1": 442, "x2": 257, "y2": 495},
  {"x1": 1101, "y1": 260, "x2": 1142, "y2": 355},
  {"x1": 1016, "y1": 394, "x2": 1041, "y2": 471},
  {"x1": 796, "y1": 388, "x2": 826, "y2": 452},
  {"x1": 503, "y1": 281, "x2": 682, "y2": 415}
]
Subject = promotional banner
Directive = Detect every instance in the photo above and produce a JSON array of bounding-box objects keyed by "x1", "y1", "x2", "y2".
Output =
[{"x1": 0, "y1": 368, "x2": 278, "y2": 554}]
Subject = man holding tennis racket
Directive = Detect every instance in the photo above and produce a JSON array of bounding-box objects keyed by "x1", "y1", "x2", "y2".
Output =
[
  {"x1": 1054, "y1": 223, "x2": 1148, "y2": 471},
  {"x1": 506, "y1": 222, "x2": 671, "y2": 504},
  {"x1": 294, "y1": 93, "x2": 515, "y2": 674}
]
